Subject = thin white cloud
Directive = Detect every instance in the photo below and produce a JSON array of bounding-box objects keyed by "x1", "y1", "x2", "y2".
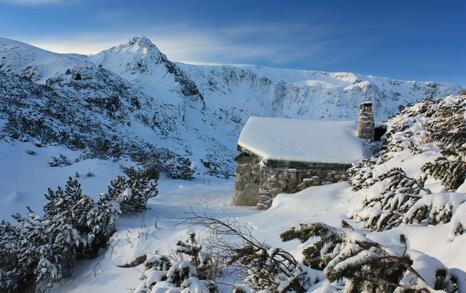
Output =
[
  {"x1": 143, "y1": 23, "x2": 334, "y2": 64},
  {"x1": 21, "y1": 22, "x2": 360, "y2": 67},
  {"x1": 22, "y1": 32, "x2": 127, "y2": 54},
  {"x1": 30, "y1": 40, "x2": 122, "y2": 55}
]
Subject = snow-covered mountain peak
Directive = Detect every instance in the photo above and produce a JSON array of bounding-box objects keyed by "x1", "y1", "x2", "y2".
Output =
[
  {"x1": 329, "y1": 72, "x2": 361, "y2": 83},
  {"x1": 123, "y1": 35, "x2": 166, "y2": 61},
  {"x1": 128, "y1": 35, "x2": 159, "y2": 50},
  {"x1": 91, "y1": 36, "x2": 168, "y2": 75},
  {"x1": 90, "y1": 36, "x2": 207, "y2": 109}
]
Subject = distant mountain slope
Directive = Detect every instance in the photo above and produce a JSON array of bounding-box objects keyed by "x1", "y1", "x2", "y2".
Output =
[
  {"x1": 0, "y1": 37, "x2": 89, "y2": 83},
  {"x1": 179, "y1": 63, "x2": 459, "y2": 121},
  {"x1": 0, "y1": 36, "x2": 462, "y2": 176}
]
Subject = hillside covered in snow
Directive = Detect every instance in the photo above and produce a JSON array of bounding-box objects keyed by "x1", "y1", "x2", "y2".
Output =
[
  {"x1": 0, "y1": 36, "x2": 462, "y2": 178},
  {"x1": 0, "y1": 93, "x2": 462, "y2": 293}
]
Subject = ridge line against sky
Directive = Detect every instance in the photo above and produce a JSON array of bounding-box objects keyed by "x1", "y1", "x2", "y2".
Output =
[{"x1": 0, "y1": 0, "x2": 465, "y2": 85}]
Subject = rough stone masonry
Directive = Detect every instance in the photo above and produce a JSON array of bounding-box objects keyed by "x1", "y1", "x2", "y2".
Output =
[{"x1": 357, "y1": 101, "x2": 375, "y2": 141}]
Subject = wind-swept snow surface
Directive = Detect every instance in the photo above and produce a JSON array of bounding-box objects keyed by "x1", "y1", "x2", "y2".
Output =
[{"x1": 0, "y1": 140, "x2": 129, "y2": 220}]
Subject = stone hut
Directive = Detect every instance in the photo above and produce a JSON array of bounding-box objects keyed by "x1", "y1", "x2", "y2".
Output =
[{"x1": 233, "y1": 110, "x2": 373, "y2": 209}]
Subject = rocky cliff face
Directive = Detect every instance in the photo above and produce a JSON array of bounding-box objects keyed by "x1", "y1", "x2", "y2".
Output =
[{"x1": 0, "y1": 36, "x2": 462, "y2": 177}]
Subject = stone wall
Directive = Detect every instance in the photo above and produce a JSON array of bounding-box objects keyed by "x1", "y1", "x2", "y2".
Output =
[
  {"x1": 257, "y1": 162, "x2": 350, "y2": 209},
  {"x1": 232, "y1": 151, "x2": 261, "y2": 206},
  {"x1": 233, "y1": 147, "x2": 351, "y2": 209}
]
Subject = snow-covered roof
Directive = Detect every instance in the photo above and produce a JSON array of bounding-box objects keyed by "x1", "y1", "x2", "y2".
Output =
[{"x1": 238, "y1": 117, "x2": 365, "y2": 164}]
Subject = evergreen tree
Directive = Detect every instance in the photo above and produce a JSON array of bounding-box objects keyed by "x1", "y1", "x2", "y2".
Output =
[
  {"x1": 134, "y1": 233, "x2": 217, "y2": 293},
  {"x1": 422, "y1": 157, "x2": 466, "y2": 191},
  {"x1": 125, "y1": 169, "x2": 158, "y2": 214},
  {"x1": 281, "y1": 222, "x2": 460, "y2": 293},
  {"x1": 8, "y1": 208, "x2": 80, "y2": 292},
  {"x1": 43, "y1": 177, "x2": 83, "y2": 221},
  {"x1": 0, "y1": 220, "x2": 25, "y2": 292},
  {"x1": 351, "y1": 168, "x2": 430, "y2": 231},
  {"x1": 103, "y1": 170, "x2": 158, "y2": 215},
  {"x1": 0, "y1": 172, "x2": 159, "y2": 291}
]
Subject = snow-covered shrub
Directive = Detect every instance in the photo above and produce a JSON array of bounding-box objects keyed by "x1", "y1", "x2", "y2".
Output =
[
  {"x1": 200, "y1": 158, "x2": 231, "y2": 179},
  {"x1": 378, "y1": 168, "x2": 430, "y2": 195},
  {"x1": 346, "y1": 159, "x2": 377, "y2": 191},
  {"x1": 348, "y1": 95, "x2": 466, "y2": 234},
  {"x1": 0, "y1": 172, "x2": 159, "y2": 292},
  {"x1": 133, "y1": 233, "x2": 218, "y2": 293},
  {"x1": 280, "y1": 222, "x2": 460, "y2": 292},
  {"x1": 129, "y1": 146, "x2": 195, "y2": 180},
  {"x1": 161, "y1": 153, "x2": 195, "y2": 180},
  {"x1": 125, "y1": 170, "x2": 158, "y2": 214},
  {"x1": 184, "y1": 216, "x2": 323, "y2": 292},
  {"x1": 403, "y1": 193, "x2": 466, "y2": 226},
  {"x1": 174, "y1": 232, "x2": 214, "y2": 281},
  {"x1": 352, "y1": 168, "x2": 430, "y2": 231},
  {"x1": 425, "y1": 96, "x2": 465, "y2": 155},
  {"x1": 377, "y1": 95, "x2": 464, "y2": 166},
  {"x1": 228, "y1": 243, "x2": 323, "y2": 292},
  {"x1": 132, "y1": 158, "x2": 161, "y2": 181},
  {"x1": 449, "y1": 202, "x2": 466, "y2": 240},
  {"x1": 8, "y1": 209, "x2": 80, "y2": 292},
  {"x1": 419, "y1": 96, "x2": 465, "y2": 190},
  {"x1": 133, "y1": 229, "x2": 321, "y2": 293},
  {"x1": 422, "y1": 157, "x2": 466, "y2": 191},
  {"x1": 377, "y1": 98, "x2": 434, "y2": 158},
  {"x1": 43, "y1": 177, "x2": 116, "y2": 255},
  {"x1": 43, "y1": 177, "x2": 85, "y2": 221},
  {"x1": 0, "y1": 220, "x2": 28, "y2": 292},
  {"x1": 48, "y1": 154, "x2": 72, "y2": 167},
  {"x1": 88, "y1": 199, "x2": 119, "y2": 251},
  {"x1": 100, "y1": 175, "x2": 126, "y2": 212},
  {"x1": 103, "y1": 168, "x2": 158, "y2": 215}
]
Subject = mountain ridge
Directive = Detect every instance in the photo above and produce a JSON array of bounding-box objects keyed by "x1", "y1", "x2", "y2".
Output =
[{"x1": 0, "y1": 36, "x2": 462, "y2": 177}]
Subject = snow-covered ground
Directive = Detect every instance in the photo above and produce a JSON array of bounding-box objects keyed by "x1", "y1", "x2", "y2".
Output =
[
  {"x1": 52, "y1": 177, "x2": 251, "y2": 292},
  {"x1": 0, "y1": 140, "x2": 130, "y2": 220},
  {"x1": 51, "y1": 178, "x2": 353, "y2": 292},
  {"x1": 1, "y1": 135, "x2": 464, "y2": 292},
  {"x1": 51, "y1": 177, "x2": 465, "y2": 292}
]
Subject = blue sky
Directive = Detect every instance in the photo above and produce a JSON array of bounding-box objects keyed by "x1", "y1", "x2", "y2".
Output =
[{"x1": 0, "y1": 0, "x2": 465, "y2": 84}]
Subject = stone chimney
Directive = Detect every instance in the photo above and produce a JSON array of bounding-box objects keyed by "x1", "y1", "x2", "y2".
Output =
[{"x1": 357, "y1": 101, "x2": 374, "y2": 141}]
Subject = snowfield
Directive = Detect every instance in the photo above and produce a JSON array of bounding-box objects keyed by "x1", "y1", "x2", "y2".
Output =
[
  {"x1": 0, "y1": 139, "x2": 128, "y2": 220},
  {"x1": 51, "y1": 179, "x2": 465, "y2": 292},
  {"x1": 2, "y1": 136, "x2": 464, "y2": 292}
]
